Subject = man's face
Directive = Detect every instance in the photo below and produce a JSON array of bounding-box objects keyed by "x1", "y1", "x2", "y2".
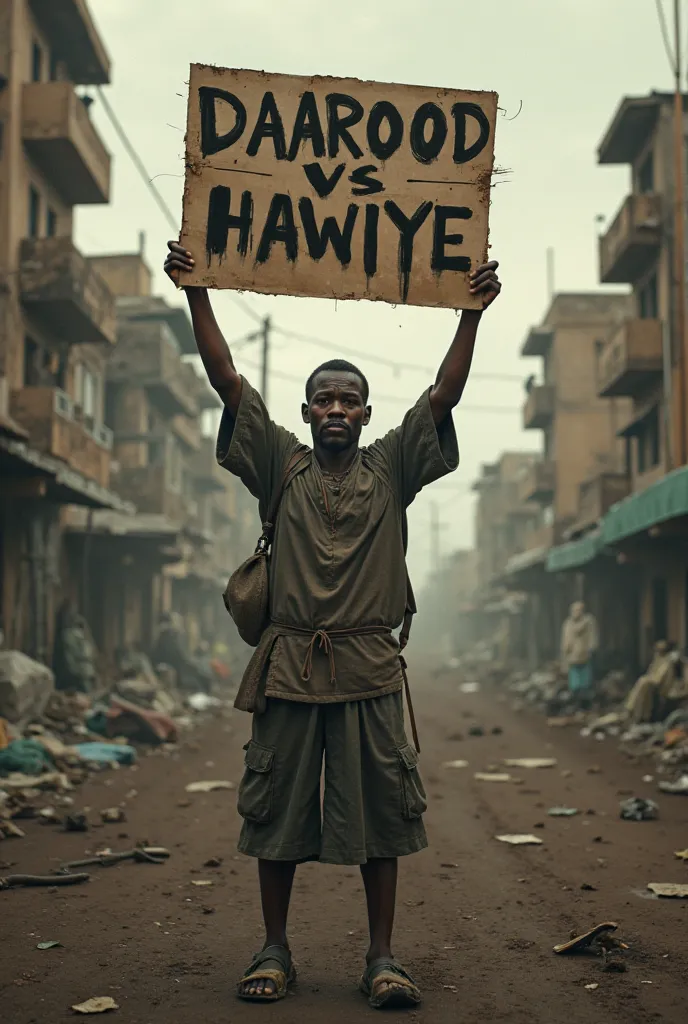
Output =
[{"x1": 302, "y1": 371, "x2": 371, "y2": 451}]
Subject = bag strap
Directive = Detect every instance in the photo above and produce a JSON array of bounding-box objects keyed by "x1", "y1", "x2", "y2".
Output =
[
  {"x1": 398, "y1": 508, "x2": 419, "y2": 750},
  {"x1": 256, "y1": 447, "x2": 310, "y2": 553}
]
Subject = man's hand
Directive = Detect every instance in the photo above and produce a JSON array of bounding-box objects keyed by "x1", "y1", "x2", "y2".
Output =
[
  {"x1": 469, "y1": 260, "x2": 501, "y2": 309},
  {"x1": 164, "y1": 241, "x2": 195, "y2": 285}
]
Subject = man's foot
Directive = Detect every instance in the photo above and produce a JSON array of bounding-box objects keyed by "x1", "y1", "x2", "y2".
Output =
[
  {"x1": 237, "y1": 945, "x2": 296, "y2": 1001},
  {"x1": 360, "y1": 957, "x2": 422, "y2": 1009}
]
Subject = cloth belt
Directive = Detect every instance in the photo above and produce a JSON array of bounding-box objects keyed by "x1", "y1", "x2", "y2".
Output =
[{"x1": 270, "y1": 622, "x2": 420, "y2": 752}]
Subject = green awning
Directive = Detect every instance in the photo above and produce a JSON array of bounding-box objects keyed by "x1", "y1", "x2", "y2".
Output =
[
  {"x1": 546, "y1": 532, "x2": 603, "y2": 573},
  {"x1": 601, "y1": 465, "x2": 688, "y2": 546}
]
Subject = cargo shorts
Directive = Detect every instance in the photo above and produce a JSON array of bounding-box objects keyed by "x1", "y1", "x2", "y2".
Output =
[{"x1": 236, "y1": 691, "x2": 428, "y2": 865}]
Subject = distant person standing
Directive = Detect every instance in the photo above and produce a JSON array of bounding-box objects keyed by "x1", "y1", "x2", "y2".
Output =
[{"x1": 561, "y1": 601, "x2": 598, "y2": 699}]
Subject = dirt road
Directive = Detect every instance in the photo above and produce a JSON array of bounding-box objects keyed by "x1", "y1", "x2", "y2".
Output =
[{"x1": 1, "y1": 676, "x2": 687, "y2": 1023}]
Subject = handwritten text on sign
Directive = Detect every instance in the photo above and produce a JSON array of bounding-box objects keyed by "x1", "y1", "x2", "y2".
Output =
[{"x1": 180, "y1": 65, "x2": 497, "y2": 309}]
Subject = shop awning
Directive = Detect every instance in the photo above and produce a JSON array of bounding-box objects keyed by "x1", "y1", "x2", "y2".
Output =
[
  {"x1": 546, "y1": 531, "x2": 603, "y2": 573},
  {"x1": 601, "y1": 465, "x2": 688, "y2": 545},
  {"x1": 503, "y1": 545, "x2": 548, "y2": 576}
]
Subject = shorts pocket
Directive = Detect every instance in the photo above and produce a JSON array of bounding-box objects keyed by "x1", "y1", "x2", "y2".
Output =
[
  {"x1": 237, "y1": 740, "x2": 275, "y2": 824},
  {"x1": 397, "y1": 743, "x2": 427, "y2": 820}
]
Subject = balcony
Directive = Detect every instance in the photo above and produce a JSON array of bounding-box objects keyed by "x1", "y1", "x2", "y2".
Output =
[
  {"x1": 599, "y1": 193, "x2": 661, "y2": 284},
  {"x1": 523, "y1": 385, "x2": 555, "y2": 430},
  {"x1": 518, "y1": 460, "x2": 555, "y2": 504},
  {"x1": 107, "y1": 322, "x2": 198, "y2": 418},
  {"x1": 598, "y1": 318, "x2": 663, "y2": 397},
  {"x1": 111, "y1": 464, "x2": 190, "y2": 525},
  {"x1": 29, "y1": 0, "x2": 110, "y2": 85},
  {"x1": 576, "y1": 472, "x2": 630, "y2": 530},
  {"x1": 19, "y1": 237, "x2": 116, "y2": 345},
  {"x1": 22, "y1": 82, "x2": 110, "y2": 204},
  {"x1": 10, "y1": 386, "x2": 112, "y2": 488},
  {"x1": 194, "y1": 437, "x2": 226, "y2": 493}
]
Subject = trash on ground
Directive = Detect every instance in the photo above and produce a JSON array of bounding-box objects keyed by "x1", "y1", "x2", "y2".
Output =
[
  {"x1": 504, "y1": 758, "x2": 557, "y2": 769},
  {"x1": 442, "y1": 760, "x2": 469, "y2": 769},
  {"x1": 74, "y1": 743, "x2": 136, "y2": 767},
  {"x1": 548, "y1": 807, "x2": 579, "y2": 817},
  {"x1": 642, "y1": 775, "x2": 654, "y2": 783},
  {"x1": 620, "y1": 797, "x2": 658, "y2": 821},
  {"x1": 0, "y1": 871, "x2": 90, "y2": 890},
  {"x1": 191, "y1": 879, "x2": 213, "y2": 887},
  {"x1": 64, "y1": 813, "x2": 89, "y2": 832},
  {"x1": 584, "y1": 983, "x2": 599, "y2": 991},
  {"x1": 495, "y1": 834, "x2": 543, "y2": 846},
  {"x1": 674, "y1": 849, "x2": 688, "y2": 861},
  {"x1": 658, "y1": 774, "x2": 688, "y2": 795},
  {"x1": 185, "y1": 780, "x2": 235, "y2": 793},
  {"x1": 581, "y1": 882, "x2": 597, "y2": 891},
  {"x1": 459, "y1": 682, "x2": 480, "y2": 695},
  {"x1": 0, "y1": 739, "x2": 54, "y2": 776},
  {"x1": 72, "y1": 996, "x2": 119, "y2": 1015},
  {"x1": 37, "y1": 940, "x2": 61, "y2": 949},
  {"x1": 187, "y1": 693, "x2": 223, "y2": 712},
  {"x1": 204, "y1": 857, "x2": 222, "y2": 868},
  {"x1": 468, "y1": 726, "x2": 485, "y2": 737},
  {"x1": 62, "y1": 846, "x2": 170, "y2": 871},
  {"x1": 100, "y1": 808, "x2": 126, "y2": 824},
  {"x1": 553, "y1": 922, "x2": 622, "y2": 955},
  {"x1": 647, "y1": 882, "x2": 688, "y2": 898},
  {"x1": 474, "y1": 772, "x2": 513, "y2": 783}
]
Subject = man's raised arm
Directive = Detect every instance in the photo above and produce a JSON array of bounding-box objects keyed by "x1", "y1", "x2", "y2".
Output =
[
  {"x1": 164, "y1": 241, "x2": 243, "y2": 416},
  {"x1": 428, "y1": 260, "x2": 501, "y2": 425}
]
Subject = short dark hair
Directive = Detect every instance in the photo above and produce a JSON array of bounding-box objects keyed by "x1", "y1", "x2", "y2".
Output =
[{"x1": 305, "y1": 359, "x2": 369, "y2": 402}]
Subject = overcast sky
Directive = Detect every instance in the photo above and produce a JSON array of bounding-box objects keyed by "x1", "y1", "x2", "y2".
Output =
[{"x1": 77, "y1": 0, "x2": 675, "y2": 586}]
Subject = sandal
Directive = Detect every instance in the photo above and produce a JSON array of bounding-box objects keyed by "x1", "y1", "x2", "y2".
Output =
[
  {"x1": 360, "y1": 957, "x2": 422, "y2": 1009},
  {"x1": 237, "y1": 944, "x2": 296, "y2": 1002}
]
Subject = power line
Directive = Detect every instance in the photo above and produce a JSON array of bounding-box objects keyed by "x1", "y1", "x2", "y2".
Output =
[
  {"x1": 239, "y1": 356, "x2": 519, "y2": 413},
  {"x1": 273, "y1": 324, "x2": 523, "y2": 382},
  {"x1": 656, "y1": 0, "x2": 677, "y2": 72}
]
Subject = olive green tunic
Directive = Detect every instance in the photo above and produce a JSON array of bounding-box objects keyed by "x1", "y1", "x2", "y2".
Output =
[{"x1": 217, "y1": 378, "x2": 458, "y2": 712}]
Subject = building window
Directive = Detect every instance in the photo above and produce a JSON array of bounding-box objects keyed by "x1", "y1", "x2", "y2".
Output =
[
  {"x1": 49, "y1": 50, "x2": 59, "y2": 81},
  {"x1": 28, "y1": 186, "x2": 41, "y2": 238},
  {"x1": 75, "y1": 364, "x2": 100, "y2": 421},
  {"x1": 46, "y1": 207, "x2": 57, "y2": 237},
  {"x1": 637, "y1": 151, "x2": 654, "y2": 194},
  {"x1": 639, "y1": 273, "x2": 658, "y2": 319},
  {"x1": 637, "y1": 406, "x2": 661, "y2": 474},
  {"x1": 31, "y1": 41, "x2": 43, "y2": 82}
]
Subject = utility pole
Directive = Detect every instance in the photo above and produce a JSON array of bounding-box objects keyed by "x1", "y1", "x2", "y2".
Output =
[
  {"x1": 546, "y1": 246, "x2": 555, "y2": 303},
  {"x1": 673, "y1": 0, "x2": 687, "y2": 464},
  {"x1": 430, "y1": 502, "x2": 441, "y2": 571},
  {"x1": 261, "y1": 315, "x2": 271, "y2": 407}
]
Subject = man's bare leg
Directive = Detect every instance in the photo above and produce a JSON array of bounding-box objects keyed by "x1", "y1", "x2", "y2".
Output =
[
  {"x1": 361, "y1": 857, "x2": 405, "y2": 998},
  {"x1": 240, "y1": 860, "x2": 297, "y2": 997}
]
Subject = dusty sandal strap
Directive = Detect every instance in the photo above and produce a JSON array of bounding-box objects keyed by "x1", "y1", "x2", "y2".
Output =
[
  {"x1": 238, "y1": 945, "x2": 295, "y2": 1002},
  {"x1": 361, "y1": 958, "x2": 421, "y2": 1008}
]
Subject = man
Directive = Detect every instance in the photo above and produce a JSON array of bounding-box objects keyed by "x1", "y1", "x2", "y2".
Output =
[
  {"x1": 561, "y1": 601, "x2": 598, "y2": 704},
  {"x1": 164, "y1": 239, "x2": 501, "y2": 1008}
]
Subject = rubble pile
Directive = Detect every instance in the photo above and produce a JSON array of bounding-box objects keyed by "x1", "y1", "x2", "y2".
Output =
[{"x1": 0, "y1": 648, "x2": 233, "y2": 842}]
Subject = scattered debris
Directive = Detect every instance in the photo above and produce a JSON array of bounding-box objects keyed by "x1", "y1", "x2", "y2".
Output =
[
  {"x1": 468, "y1": 726, "x2": 485, "y2": 737},
  {"x1": 642, "y1": 775, "x2": 654, "y2": 783},
  {"x1": 442, "y1": 760, "x2": 469, "y2": 770},
  {"x1": 100, "y1": 808, "x2": 126, "y2": 824},
  {"x1": 187, "y1": 693, "x2": 223, "y2": 712},
  {"x1": 584, "y1": 983, "x2": 599, "y2": 991},
  {"x1": 474, "y1": 772, "x2": 513, "y2": 783},
  {"x1": 72, "y1": 996, "x2": 119, "y2": 1015},
  {"x1": 674, "y1": 849, "x2": 688, "y2": 861},
  {"x1": 185, "y1": 780, "x2": 235, "y2": 793},
  {"x1": 0, "y1": 871, "x2": 90, "y2": 890},
  {"x1": 504, "y1": 758, "x2": 557, "y2": 769},
  {"x1": 658, "y1": 774, "x2": 688, "y2": 795},
  {"x1": 37, "y1": 941, "x2": 61, "y2": 950},
  {"x1": 548, "y1": 807, "x2": 579, "y2": 817},
  {"x1": 459, "y1": 683, "x2": 480, "y2": 695},
  {"x1": 647, "y1": 883, "x2": 688, "y2": 899},
  {"x1": 495, "y1": 834, "x2": 543, "y2": 846},
  {"x1": 581, "y1": 883, "x2": 597, "y2": 891},
  {"x1": 620, "y1": 798, "x2": 658, "y2": 822},
  {"x1": 74, "y1": 743, "x2": 136, "y2": 767},
  {"x1": 62, "y1": 846, "x2": 170, "y2": 871},
  {"x1": 553, "y1": 922, "x2": 622, "y2": 955},
  {"x1": 204, "y1": 857, "x2": 222, "y2": 868},
  {"x1": 64, "y1": 813, "x2": 89, "y2": 833},
  {"x1": 191, "y1": 879, "x2": 213, "y2": 887}
]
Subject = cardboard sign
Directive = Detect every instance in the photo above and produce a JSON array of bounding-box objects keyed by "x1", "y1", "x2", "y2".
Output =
[{"x1": 180, "y1": 64, "x2": 497, "y2": 309}]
